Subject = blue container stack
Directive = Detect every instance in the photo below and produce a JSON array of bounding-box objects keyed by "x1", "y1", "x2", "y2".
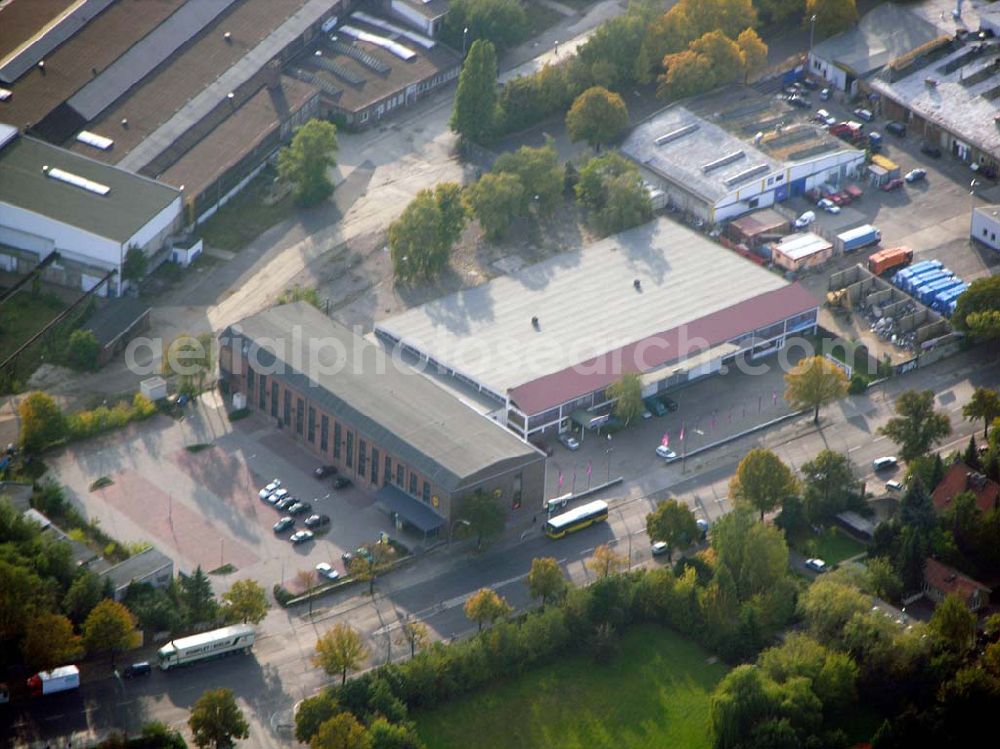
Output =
[{"x1": 890, "y1": 260, "x2": 964, "y2": 317}]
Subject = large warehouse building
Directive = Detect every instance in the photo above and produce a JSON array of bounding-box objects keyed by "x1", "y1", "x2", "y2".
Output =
[
  {"x1": 375, "y1": 219, "x2": 820, "y2": 442},
  {"x1": 219, "y1": 303, "x2": 546, "y2": 534},
  {"x1": 0, "y1": 124, "x2": 182, "y2": 296}
]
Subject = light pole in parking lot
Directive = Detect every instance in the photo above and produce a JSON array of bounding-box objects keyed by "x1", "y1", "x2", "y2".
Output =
[
  {"x1": 448, "y1": 518, "x2": 471, "y2": 547},
  {"x1": 809, "y1": 15, "x2": 817, "y2": 57},
  {"x1": 462, "y1": 27, "x2": 469, "y2": 56},
  {"x1": 605, "y1": 435, "x2": 613, "y2": 483}
]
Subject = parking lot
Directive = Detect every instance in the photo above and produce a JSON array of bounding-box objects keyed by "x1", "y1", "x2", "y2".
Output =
[{"x1": 47, "y1": 391, "x2": 396, "y2": 592}]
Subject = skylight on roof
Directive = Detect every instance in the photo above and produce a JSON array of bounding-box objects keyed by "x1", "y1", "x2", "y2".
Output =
[
  {"x1": 701, "y1": 151, "x2": 745, "y2": 173},
  {"x1": 723, "y1": 164, "x2": 770, "y2": 188},
  {"x1": 76, "y1": 130, "x2": 114, "y2": 151},
  {"x1": 45, "y1": 167, "x2": 111, "y2": 196},
  {"x1": 654, "y1": 123, "x2": 699, "y2": 146}
]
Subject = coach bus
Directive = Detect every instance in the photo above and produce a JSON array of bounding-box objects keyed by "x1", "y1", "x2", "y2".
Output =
[
  {"x1": 544, "y1": 500, "x2": 609, "y2": 539},
  {"x1": 157, "y1": 624, "x2": 255, "y2": 671}
]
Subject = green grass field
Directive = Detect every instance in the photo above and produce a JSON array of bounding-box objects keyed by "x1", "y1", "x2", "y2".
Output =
[
  {"x1": 198, "y1": 167, "x2": 294, "y2": 251},
  {"x1": 806, "y1": 527, "x2": 867, "y2": 566},
  {"x1": 0, "y1": 291, "x2": 67, "y2": 362},
  {"x1": 415, "y1": 625, "x2": 728, "y2": 749}
]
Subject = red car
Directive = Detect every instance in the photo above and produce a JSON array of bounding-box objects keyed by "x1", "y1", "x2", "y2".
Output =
[
  {"x1": 881, "y1": 177, "x2": 904, "y2": 191},
  {"x1": 834, "y1": 191, "x2": 852, "y2": 205},
  {"x1": 844, "y1": 184, "x2": 863, "y2": 200}
]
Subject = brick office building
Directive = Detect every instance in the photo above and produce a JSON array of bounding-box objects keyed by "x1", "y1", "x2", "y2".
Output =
[{"x1": 219, "y1": 303, "x2": 546, "y2": 536}]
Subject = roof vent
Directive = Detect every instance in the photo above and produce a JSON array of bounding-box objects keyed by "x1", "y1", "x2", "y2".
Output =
[
  {"x1": 224, "y1": 31, "x2": 232, "y2": 42},
  {"x1": 121, "y1": 118, "x2": 128, "y2": 128},
  {"x1": 633, "y1": 279, "x2": 641, "y2": 291},
  {"x1": 531, "y1": 316, "x2": 540, "y2": 330}
]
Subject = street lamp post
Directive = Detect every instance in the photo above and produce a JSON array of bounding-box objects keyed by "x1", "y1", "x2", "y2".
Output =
[
  {"x1": 809, "y1": 15, "x2": 817, "y2": 56},
  {"x1": 462, "y1": 27, "x2": 469, "y2": 56},
  {"x1": 605, "y1": 446, "x2": 613, "y2": 484},
  {"x1": 615, "y1": 508, "x2": 632, "y2": 571},
  {"x1": 448, "y1": 518, "x2": 471, "y2": 547}
]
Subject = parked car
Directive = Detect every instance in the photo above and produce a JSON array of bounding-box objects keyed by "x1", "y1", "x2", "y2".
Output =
[
  {"x1": 651, "y1": 541, "x2": 670, "y2": 557},
  {"x1": 787, "y1": 95, "x2": 811, "y2": 109},
  {"x1": 315, "y1": 562, "x2": 340, "y2": 581},
  {"x1": 696, "y1": 518, "x2": 710, "y2": 539},
  {"x1": 904, "y1": 168, "x2": 927, "y2": 183},
  {"x1": 794, "y1": 210, "x2": 816, "y2": 228},
  {"x1": 843, "y1": 184, "x2": 863, "y2": 200},
  {"x1": 314, "y1": 465, "x2": 337, "y2": 479},
  {"x1": 881, "y1": 177, "x2": 905, "y2": 191},
  {"x1": 333, "y1": 476, "x2": 352, "y2": 490},
  {"x1": 260, "y1": 492, "x2": 279, "y2": 506},
  {"x1": 276, "y1": 497, "x2": 298, "y2": 511},
  {"x1": 853, "y1": 107, "x2": 874, "y2": 122},
  {"x1": 273, "y1": 516, "x2": 295, "y2": 533},
  {"x1": 655, "y1": 445, "x2": 679, "y2": 462},
  {"x1": 920, "y1": 143, "x2": 942, "y2": 158},
  {"x1": 660, "y1": 396, "x2": 679, "y2": 412},
  {"x1": 817, "y1": 198, "x2": 841, "y2": 214},
  {"x1": 559, "y1": 433, "x2": 581, "y2": 451},
  {"x1": 290, "y1": 530, "x2": 314, "y2": 545},
  {"x1": 641, "y1": 410, "x2": 653, "y2": 420},
  {"x1": 873, "y1": 456, "x2": 898, "y2": 471},
  {"x1": 644, "y1": 398, "x2": 667, "y2": 417},
  {"x1": 122, "y1": 662, "x2": 151, "y2": 679},
  {"x1": 258, "y1": 480, "x2": 280, "y2": 500},
  {"x1": 305, "y1": 514, "x2": 331, "y2": 529},
  {"x1": 288, "y1": 501, "x2": 312, "y2": 515},
  {"x1": 885, "y1": 121, "x2": 907, "y2": 137},
  {"x1": 885, "y1": 479, "x2": 904, "y2": 492},
  {"x1": 814, "y1": 109, "x2": 836, "y2": 126},
  {"x1": 804, "y1": 558, "x2": 829, "y2": 573},
  {"x1": 819, "y1": 87, "x2": 831, "y2": 101},
  {"x1": 272, "y1": 488, "x2": 289, "y2": 502}
]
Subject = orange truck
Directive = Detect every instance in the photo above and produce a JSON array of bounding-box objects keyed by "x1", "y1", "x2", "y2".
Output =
[{"x1": 867, "y1": 246, "x2": 913, "y2": 275}]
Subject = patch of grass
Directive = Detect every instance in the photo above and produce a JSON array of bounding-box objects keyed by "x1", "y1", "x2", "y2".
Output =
[
  {"x1": 197, "y1": 167, "x2": 295, "y2": 251},
  {"x1": 227, "y1": 408, "x2": 250, "y2": 422},
  {"x1": 209, "y1": 563, "x2": 237, "y2": 575},
  {"x1": 802, "y1": 527, "x2": 867, "y2": 566},
  {"x1": 523, "y1": 1, "x2": 563, "y2": 35},
  {"x1": 185, "y1": 443, "x2": 213, "y2": 453},
  {"x1": 89, "y1": 476, "x2": 114, "y2": 491},
  {"x1": 0, "y1": 291, "x2": 67, "y2": 363},
  {"x1": 550, "y1": 0, "x2": 596, "y2": 11},
  {"x1": 415, "y1": 624, "x2": 728, "y2": 749}
]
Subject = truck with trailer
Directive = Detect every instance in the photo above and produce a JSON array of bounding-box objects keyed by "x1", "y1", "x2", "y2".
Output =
[
  {"x1": 836, "y1": 225, "x2": 881, "y2": 253},
  {"x1": 27, "y1": 666, "x2": 80, "y2": 697},
  {"x1": 157, "y1": 624, "x2": 255, "y2": 671},
  {"x1": 867, "y1": 246, "x2": 913, "y2": 275}
]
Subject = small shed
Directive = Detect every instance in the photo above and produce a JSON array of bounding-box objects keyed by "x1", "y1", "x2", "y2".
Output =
[
  {"x1": 770, "y1": 232, "x2": 834, "y2": 272},
  {"x1": 141, "y1": 376, "x2": 168, "y2": 402},
  {"x1": 727, "y1": 209, "x2": 789, "y2": 247},
  {"x1": 84, "y1": 297, "x2": 151, "y2": 365}
]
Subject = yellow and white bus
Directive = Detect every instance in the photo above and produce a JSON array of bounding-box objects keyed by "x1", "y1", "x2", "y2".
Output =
[{"x1": 544, "y1": 500, "x2": 609, "y2": 539}]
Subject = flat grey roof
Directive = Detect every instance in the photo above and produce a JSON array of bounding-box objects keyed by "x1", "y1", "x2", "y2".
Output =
[
  {"x1": 0, "y1": 129, "x2": 180, "y2": 243},
  {"x1": 225, "y1": 303, "x2": 541, "y2": 493},
  {"x1": 375, "y1": 218, "x2": 790, "y2": 400},
  {"x1": 868, "y1": 37, "x2": 1000, "y2": 158},
  {"x1": 810, "y1": 2, "x2": 941, "y2": 77},
  {"x1": 621, "y1": 106, "x2": 784, "y2": 203},
  {"x1": 101, "y1": 547, "x2": 173, "y2": 590}
]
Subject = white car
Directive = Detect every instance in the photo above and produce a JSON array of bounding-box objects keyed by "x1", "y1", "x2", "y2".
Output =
[
  {"x1": 315, "y1": 562, "x2": 340, "y2": 581},
  {"x1": 559, "y1": 434, "x2": 580, "y2": 451},
  {"x1": 655, "y1": 445, "x2": 680, "y2": 462},
  {"x1": 873, "y1": 456, "x2": 898, "y2": 471},
  {"x1": 258, "y1": 479, "x2": 281, "y2": 499},
  {"x1": 885, "y1": 479, "x2": 904, "y2": 492},
  {"x1": 272, "y1": 488, "x2": 289, "y2": 502},
  {"x1": 804, "y1": 558, "x2": 828, "y2": 573},
  {"x1": 290, "y1": 530, "x2": 314, "y2": 545},
  {"x1": 651, "y1": 541, "x2": 669, "y2": 557},
  {"x1": 794, "y1": 210, "x2": 816, "y2": 228},
  {"x1": 817, "y1": 198, "x2": 841, "y2": 214},
  {"x1": 853, "y1": 107, "x2": 874, "y2": 122},
  {"x1": 814, "y1": 109, "x2": 836, "y2": 126}
]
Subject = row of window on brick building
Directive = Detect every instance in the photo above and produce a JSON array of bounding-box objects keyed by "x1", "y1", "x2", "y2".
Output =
[{"x1": 246, "y1": 368, "x2": 434, "y2": 505}]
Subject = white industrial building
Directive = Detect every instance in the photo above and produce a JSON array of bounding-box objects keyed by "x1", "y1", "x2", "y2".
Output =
[
  {"x1": 621, "y1": 105, "x2": 865, "y2": 224},
  {"x1": 0, "y1": 124, "x2": 182, "y2": 296},
  {"x1": 971, "y1": 204, "x2": 1000, "y2": 251}
]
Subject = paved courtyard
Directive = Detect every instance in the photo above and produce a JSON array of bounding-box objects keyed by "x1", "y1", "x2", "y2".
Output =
[{"x1": 47, "y1": 392, "x2": 400, "y2": 592}]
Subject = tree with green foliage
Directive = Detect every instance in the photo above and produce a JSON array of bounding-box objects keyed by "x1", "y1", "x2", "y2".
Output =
[
  {"x1": 607, "y1": 372, "x2": 643, "y2": 424},
  {"x1": 294, "y1": 690, "x2": 342, "y2": 745},
  {"x1": 565, "y1": 87, "x2": 629, "y2": 150},
  {"x1": 179, "y1": 566, "x2": 218, "y2": 624},
  {"x1": 493, "y1": 140, "x2": 564, "y2": 216},
  {"x1": 575, "y1": 151, "x2": 637, "y2": 210},
  {"x1": 526, "y1": 556, "x2": 567, "y2": 607},
  {"x1": 456, "y1": 490, "x2": 506, "y2": 548},
  {"x1": 806, "y1": 0, "x2": 859, "y2": 39},
  {"x1": 710, "y1": 665, "x2": 777, "y2": 749},
  {"x1": 755, "y1": 0, "x2": 803, "y2": 27},
  {"x1": 953, "y1": 276, "x2": 1000, "y2": 340},
  {"x1": 690, "y1": 30, "x2": 746, "y2": 86},
  {"x1": 20, "y1": 613, "x2": 83, "y2": 671},
  {"x1": 800, "y1": 449, "x2": 856, "y2": 523},
  {"x1": 736, "y1": 27, "x2": 768, "y2": 82},
  {"x1": 347, "y1": 542, "x2": 396, "y2": 596},
  {"x1": 395, "y1": 620, "x2": 429, "y2": 659},
  {"x1": 597, "y1": 172, "x2": 653, "y2": 235},
  {"x1": 450, "y1": 39, "x2": 498, "y2": 143},
  {"x1": 62, "y1": 570, "x2": 107, "y2": 624},
  {"x1": 658, "y1": 48, "x2": 715, "y2": 100},
  {"x1": 0, "y1": 560, "x2": 49, "y2": 641},
  {"x1": 865, "y1": 555, "x2": 903, "y2": 602},
  {"x1": 389, "y1": 189, "x2": 452, "y2": 281},
  {"x1": 879, "y1": 389, "x2": 952, "y2": 462},
  {"x1": 576, "y1": 3, "x2": 653, "y2": 90},
  {"x1": 898, "y1": 477, "x2": 937, "y2": 533},
  {"x1": 366, "y1": 717, "x2": 423, "y2": 749},
  {"x1": 65, "y1": 329, "x2": 101, "y2": 371},
  {"x1": 221, "y1": 579, "x2": 269, "y2": 624},
  {"x1": 800, "y1": 577, "x2": 869, "y2": 646},
  {"x1": 83, "y1": 599, "x2": 140, "y2": 665},
  {"x1": 587, "y1": 544, "x2": 627, "y2": 578},
  {"x1": 434, "y1": 182, "x2": 467, "y2": 249},
  {"x1": 646, "y1": 499, "x2": 698, "y2": 562},
  {"x1": 189, "y1": 688, "x2": 249, "y2": 749},
  {"x1": 711, "y1": 508, "x2": 789, "y2": 601},
  {"x1": 313, "y1": 622, "x2": 370, "y2": 685},
  {"x1": 464, "y1": 172, "x2": 524, "y2": 241},
  {"x1": 278, "y1": 119, "x2": 339, "y2": 206},
  {"x1": 463, "y1": 587, "x2": 511, "y2": 631},
  {"x1": 963, "y1": 436, "x2": 982, "y2": 472},
  {"x1": 311, "y1": 713, "x2": 370, "y2": 749},
  {"x1": 121, "y1": 245, "x2": 149, "y2": 285},
  {"x1": 18, "y1": 391, "x2": 66, "y2": 453},
  {"x1": 964, "y1": 387, "x2": 1000, "y2": 439},
  {"x1": 905, "y1": 452, "x2": 946, "y2": 494},
  {"x1": 443, "y1": 0, "x2": 527, "y2": 53},
  {"x1": 162, "y1": 332, "x2": 214, "y2": 395},
  {"x1": 784, "y1": 356, "x2": 848, "y2": 425},
  {"x1": 929, "y1": 593, "x2": 976, "y2": 652},
  {"x1": 729, "y1": 448, "x2": 799, "y2": 521}
]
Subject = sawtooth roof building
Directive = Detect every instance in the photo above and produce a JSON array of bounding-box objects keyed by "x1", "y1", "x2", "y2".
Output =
[
  {"x1": 220, "y1": 302, "x2": 545, "y2": 533},
  {"x1": 375, "y1": 219, "x2": 820, "y2": 441}
]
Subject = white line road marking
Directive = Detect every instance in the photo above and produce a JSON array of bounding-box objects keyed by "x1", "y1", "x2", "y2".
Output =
[{"x1": 848, "y1": 445, "x2": 862, "y2": 452}]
